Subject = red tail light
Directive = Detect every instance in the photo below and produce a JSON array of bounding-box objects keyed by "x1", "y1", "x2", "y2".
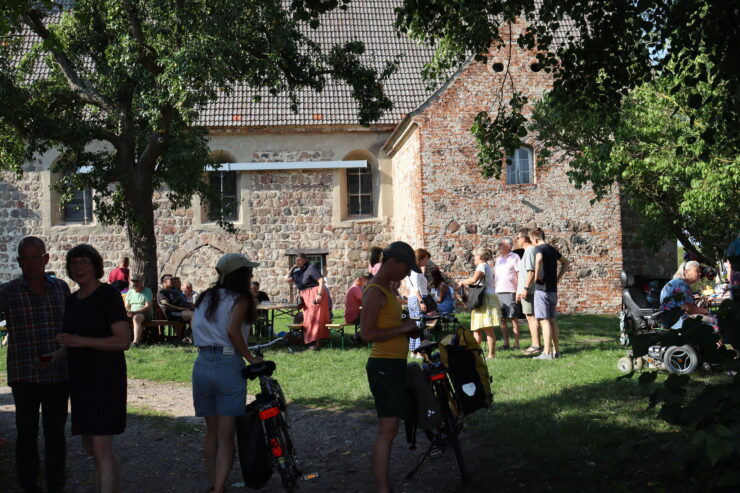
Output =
[
  {"x1": 259, "y1": 406, "x2": 279, "y2": 420},
  {"x1": 270, "y1": 438, "x2": 283, "y2": 457},
  {"x1": 430, "y1": 373, "x2": 446, "y2": 381}
]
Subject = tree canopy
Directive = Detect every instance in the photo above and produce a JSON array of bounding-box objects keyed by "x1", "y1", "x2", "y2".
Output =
[
  {"x1": 1, "y1": 0, "x2": 395, "y2": 286},
  {"x1": 396, "y1": 0, "x2": 740, "y2": 262}
]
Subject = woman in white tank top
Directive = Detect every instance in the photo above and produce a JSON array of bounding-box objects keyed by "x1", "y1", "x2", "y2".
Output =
[{"x1": 191, "y1": 254, "x2": 262, "y2": 493}]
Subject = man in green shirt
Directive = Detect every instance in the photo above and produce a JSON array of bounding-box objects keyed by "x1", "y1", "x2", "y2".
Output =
[{"x1": 125, "y1": 275, "x2": 153, "y2": 347}]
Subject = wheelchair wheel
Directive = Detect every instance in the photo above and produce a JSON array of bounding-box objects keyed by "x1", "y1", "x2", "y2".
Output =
[
  {"x1": 617, "y1": 357, "x2": 634, "y2": 373},
  {"x1": 663, "y1": 345, "x2": 699, "y2": 375}
]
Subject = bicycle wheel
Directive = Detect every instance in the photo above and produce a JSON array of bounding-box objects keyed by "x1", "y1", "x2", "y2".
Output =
[
  {"x1": 264, "y1": 414, "x2": 300, "y2": 492},
  {"x1": 437, "y1": 381, "x2": 468, "y2": 483}
]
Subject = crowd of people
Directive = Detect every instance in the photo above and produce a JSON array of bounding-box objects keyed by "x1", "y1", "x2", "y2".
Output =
[{"x1": 5, "y1": 230, "x2": 735, "y2": 493}]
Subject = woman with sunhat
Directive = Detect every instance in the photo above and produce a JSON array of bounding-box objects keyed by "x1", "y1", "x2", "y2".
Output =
[{"x1": 191, "y1": 253, "x2": 262, "y2": 493}]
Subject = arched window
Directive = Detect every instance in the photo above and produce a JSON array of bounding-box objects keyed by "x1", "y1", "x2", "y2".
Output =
[
  {"x1": 506, "y1": 146, "x2": 534, "y2": 185},
  {"x1": 63, "y1": 187, "x2": 93, "y2": 223},
  {"x1": 347, "y1": 165, "x2": 373, "y2": 216},
  {"x1": 207, "y1": 170, "x2": 238, "y2": 221}
]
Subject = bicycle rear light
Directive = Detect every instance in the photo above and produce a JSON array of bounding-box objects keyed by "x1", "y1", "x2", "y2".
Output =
[
  {"x1": 430, "y1": 373, "x2": 446, "y2": 381},
  {"x1": 259, "y1": 406, "x2": 280, "y2": 420},
  {"x1": 269, "y1": 437, "x2": 284, "y2": 457}
]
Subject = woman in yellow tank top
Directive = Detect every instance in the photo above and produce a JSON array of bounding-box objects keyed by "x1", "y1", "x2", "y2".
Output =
[{"x1": 360, "y1": 241, "x2": 420, "y2": 493}]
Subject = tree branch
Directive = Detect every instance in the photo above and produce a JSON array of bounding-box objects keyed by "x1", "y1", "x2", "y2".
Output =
[
  {"x1": 22, "y1": 11, "x2": 117, "y2": 114},
  {"x1": 137, "y1": 106, "x2": 175, "y2": 169},
  {"x1": 121, "y1": 0, "x2": 162, "y2": 75}
]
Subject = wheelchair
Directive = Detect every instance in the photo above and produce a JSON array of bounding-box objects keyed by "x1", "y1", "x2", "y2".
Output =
[{"x1": 617, "y1": 271, "x2": 722, "y2": 375}]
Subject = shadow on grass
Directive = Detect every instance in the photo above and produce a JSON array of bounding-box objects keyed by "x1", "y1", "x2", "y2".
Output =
[{"x1": 466, "y1": 375, "x2": 692, "y2": 492}]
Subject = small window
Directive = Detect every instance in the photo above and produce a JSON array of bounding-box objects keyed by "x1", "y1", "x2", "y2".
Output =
[
  {"x1": 63, "y1": 188, "x2": 93, "y2": 223},
  {"x1": 208, "y1": 171, "x2": 238, "y2": 221},
  {"x1": 506, "y1": 147, "x2": 534, "y2": 185},
  {"x1": 286, "y1": 253, "x2": 328, "y2": 275},
  {"x1": 347, "y1": 166, "x2": 373, "y2": 216}
]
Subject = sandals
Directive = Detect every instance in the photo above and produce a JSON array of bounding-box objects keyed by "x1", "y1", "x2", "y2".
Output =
[{"x1": 523, "y1": 346, "x2": 542, "y2": 355}]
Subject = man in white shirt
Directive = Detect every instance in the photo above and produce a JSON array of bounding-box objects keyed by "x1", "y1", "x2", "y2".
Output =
[{"x1": 494, "y1": 238, "x2": 521, "y2": 349}]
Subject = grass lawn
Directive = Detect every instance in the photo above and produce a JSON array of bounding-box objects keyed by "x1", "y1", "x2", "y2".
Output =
[{"x1": 0, "y1": 313, "x2": 721, "y2": 490}]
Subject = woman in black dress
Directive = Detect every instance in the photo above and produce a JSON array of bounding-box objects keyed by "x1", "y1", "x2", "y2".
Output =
[{"x1": 56, "y1": 245, "x2": 130, "y2": 493}]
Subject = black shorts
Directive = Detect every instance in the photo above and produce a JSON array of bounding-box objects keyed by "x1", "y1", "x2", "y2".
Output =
[
  {"x1": 366, "y1": 358, "x2": 406, "y2": 418},
  {"x1": 165, "y1": 311, "x2": 184, "y2": 322}
]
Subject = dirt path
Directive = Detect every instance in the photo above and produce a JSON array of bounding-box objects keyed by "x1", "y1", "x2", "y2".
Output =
[{"x1": 1, "y1": 377, "x2": 488, "y2": 492}]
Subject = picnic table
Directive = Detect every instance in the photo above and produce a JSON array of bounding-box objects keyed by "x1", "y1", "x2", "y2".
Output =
[{"x1": 255, "y1": 301, "x2": 300, "y2": 338}]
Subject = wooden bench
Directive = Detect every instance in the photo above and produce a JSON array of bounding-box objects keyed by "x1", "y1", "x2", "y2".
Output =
[
  {"x1": 133, "y1": 304, "x2": 190, "y2": 344},
  {"x1": 325, "y1": 323, "x2": 356, "y2": 350}
]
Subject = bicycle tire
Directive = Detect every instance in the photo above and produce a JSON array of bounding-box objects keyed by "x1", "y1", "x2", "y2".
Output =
[
  {"x1": 437, "y1": 381, "x2": 468, "y2": 483},
  {"x1": 264, "y1": 414, "x2": 300, "y2": 492}
]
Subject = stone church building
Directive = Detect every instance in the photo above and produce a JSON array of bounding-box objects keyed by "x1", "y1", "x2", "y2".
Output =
[{"x1": 0, "y1": 1, "x2": 674, "y2": 312}]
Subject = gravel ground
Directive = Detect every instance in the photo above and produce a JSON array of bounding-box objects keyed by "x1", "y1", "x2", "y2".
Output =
[{"x1": 1, "y1": 377, "x2": 490, "y2": 493}]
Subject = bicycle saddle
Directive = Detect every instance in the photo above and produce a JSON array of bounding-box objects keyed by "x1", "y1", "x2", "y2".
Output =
[
  {"x1": 414, "y1": 340, "x2": 439, "y2": 354},
  {"x1": 241, "y1": 360, "x2": 276, "y2": 379}
]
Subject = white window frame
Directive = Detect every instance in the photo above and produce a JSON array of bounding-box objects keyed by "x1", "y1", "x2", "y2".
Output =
[{"x1": 506, "y1": 146, "x2": 534, "y2": 185}]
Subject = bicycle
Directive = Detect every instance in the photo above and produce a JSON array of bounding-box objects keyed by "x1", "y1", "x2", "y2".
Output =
[
  {"x1": 242, "y1": 333, "x2": 302, "y2": 492},
  {"x1": 405, "y1": 315, "x2": 468, "y2": 484}
]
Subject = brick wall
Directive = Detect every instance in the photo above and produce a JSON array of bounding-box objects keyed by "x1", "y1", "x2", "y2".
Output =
[{"x1": 389, "y1": 21, "x2": 629, "y2": 313}]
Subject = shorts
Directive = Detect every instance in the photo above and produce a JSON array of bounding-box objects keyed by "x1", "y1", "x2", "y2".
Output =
[
  {"x1": 520, "y1": 293, "x2": 535, "y2": 315},
  {"x1": 192, "y1": 348, "x2": 246, "y2": 417},
  {"x1": 534, "y1": 291, "x2": 558, "y2": 320},
  {"x1": 166, "y1": 311, "x2": 184, "y2": 322},
  {"x1": 497, "y1": 292, "x2": 518, "y2": 319},
  {"x1": 366, "y1": 358, "x2": 407, "y2": 418}
]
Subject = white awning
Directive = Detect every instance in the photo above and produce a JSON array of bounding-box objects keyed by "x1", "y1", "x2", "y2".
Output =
[{"x1": 205, "y1": 160, "x2": 367, "y2": 171}]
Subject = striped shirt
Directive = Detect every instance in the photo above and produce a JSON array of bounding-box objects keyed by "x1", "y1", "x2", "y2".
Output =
[{"x1": 0, "y1": 275, "x2": 70, "y2": 384}]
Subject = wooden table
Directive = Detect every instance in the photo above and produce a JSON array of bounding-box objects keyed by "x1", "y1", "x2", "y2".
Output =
[{"x1": 255, "y1": 302, "x2": 300, "y2": 339}]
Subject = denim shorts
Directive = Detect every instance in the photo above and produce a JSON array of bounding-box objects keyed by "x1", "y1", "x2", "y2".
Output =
[
  {"x1": 192, "y1": 348, "x2": 246, "y2": 417},
  {"x1": 534, "y1": 291, "x2": 558, "y2": 320}
]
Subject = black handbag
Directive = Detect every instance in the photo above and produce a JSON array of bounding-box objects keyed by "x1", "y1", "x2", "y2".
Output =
[
  {"x1": 421, "y1": 294, "x2": 438, "y2": 313},
  {"x1": 467, "y1": 284, "x2": 486, "y2": 311}
]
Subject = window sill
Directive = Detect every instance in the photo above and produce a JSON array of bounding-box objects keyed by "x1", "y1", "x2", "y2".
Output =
[
  {"x1": 333, "y1": 215, "x2": 383, "y2": 228},
  {"x1": 191, "y1": 221, "x2": 245, "y2": 232},
  {"x1": 49, "y1": 222, "x2": 97, "y2": 232}
]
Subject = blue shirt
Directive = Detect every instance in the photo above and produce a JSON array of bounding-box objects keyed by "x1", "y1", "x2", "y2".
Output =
[{"x1": 659, "y1": 278, "x2": 694, "y2": 329}]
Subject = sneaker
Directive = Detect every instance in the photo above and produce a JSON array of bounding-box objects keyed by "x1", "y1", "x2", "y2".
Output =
[
  {"x1": 553, "y1": 352, "x2": 561, "y2": 359},
  {"x1": 533, "y1": 352, "x2": 554, "y2": 360},
  {"x1": 499, "y1": 344, "x2": 511, "y2": 351}
]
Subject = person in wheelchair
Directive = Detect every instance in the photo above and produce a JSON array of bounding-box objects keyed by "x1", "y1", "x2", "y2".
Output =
[{"x1": 659, "y1": 260, "x2": 716, "y2": 330}]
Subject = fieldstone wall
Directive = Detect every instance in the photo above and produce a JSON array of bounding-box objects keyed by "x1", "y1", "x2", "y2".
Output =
[
  {"x1": 0, "y1": 141, "x2": 393, "y2": 307},
  {"x1": 620, "y1": 195, "x2": 677, "y2": 278}
]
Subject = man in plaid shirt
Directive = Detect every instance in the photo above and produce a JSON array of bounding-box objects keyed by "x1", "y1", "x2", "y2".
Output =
[{"x1": 0, "y1": 237, "x2": 70, "y2": 493}]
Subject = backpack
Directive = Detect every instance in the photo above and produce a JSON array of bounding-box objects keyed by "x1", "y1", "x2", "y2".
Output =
[
  {"x1": 236, "y1": 401, "x2": 273, "y2": 489},
  {"x1": 438, "y1": 326, "x2": 493, "y2": 415}
]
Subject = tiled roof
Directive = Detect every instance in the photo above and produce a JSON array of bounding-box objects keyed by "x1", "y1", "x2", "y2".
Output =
[
  {"x1": 198, "y1": 1, "x2": 438, "y2": 128},
  {"x1": 13, "y1": 1, "x2": 576, "y2": 129}
]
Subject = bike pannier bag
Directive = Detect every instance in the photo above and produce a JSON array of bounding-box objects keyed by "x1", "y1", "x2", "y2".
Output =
[
  {"x1": 404, "y1": 362, "x2": 443, "y2": 431},
  {"x1": 236, "y1": 401, "x2": 273, "y2": 489},
  {"x1": 466, "y1": 284, "x2": 486, "y2": 311},
  {"x1": 439, "y1": 328, "x2": 493, "y2": 415}
]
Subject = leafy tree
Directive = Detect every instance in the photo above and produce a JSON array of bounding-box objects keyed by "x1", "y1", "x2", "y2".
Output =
[
  {"x1": 1, "y1": 0, "x2": 395, "y2": 288},
  {"x1": 531, "y1": 68, "x2": 740, "y2": 264},
  {"x1": 396, "y1": 0, "x2": 739, "y2": 261}
]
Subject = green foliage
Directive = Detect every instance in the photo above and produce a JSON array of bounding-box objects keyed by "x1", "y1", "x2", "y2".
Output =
[
  {"x1": 0, "y1": 0, "x2": 395, "y2": 284},
  {"x1": 397, "y1": 0, "x2": 739, "y2": 262},
  {"x1": 531, "y1": 66, "x2": 740, "y2": 263},
  {"x1": 643, "y1": 369, "x2": 740, "y2": 490}
]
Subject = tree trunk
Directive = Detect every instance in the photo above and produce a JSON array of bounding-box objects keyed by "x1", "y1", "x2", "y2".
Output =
[{"x1": 126, "y1": 197, "x2": 158, "y2": 295}]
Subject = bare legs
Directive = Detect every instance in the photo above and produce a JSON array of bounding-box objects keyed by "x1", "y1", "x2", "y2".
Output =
[
  {"x1": 473, "y1": 327, "x2": 496, "y2": 358},
  {"x1": 371, "y1": 417, "x2": 400, "y2": 493},
  {"x1": 500, "y1": 318, "x2": 520, "y2": 349},
  {"x1": 81, "y1": 435, "x2": 120, "y2": 493},
  {"x1": 203, "y1": 415, "x2": 236, "y2": 493},
  {"x1": 525, "y1": 314, "x2": 541, "y2": 348},
  {"x1": 539, "y1": 318, "x2": 560, "y2": 355},
  {"x1": 131, "y1": 314, "x2": 145, "y2": 344}
]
